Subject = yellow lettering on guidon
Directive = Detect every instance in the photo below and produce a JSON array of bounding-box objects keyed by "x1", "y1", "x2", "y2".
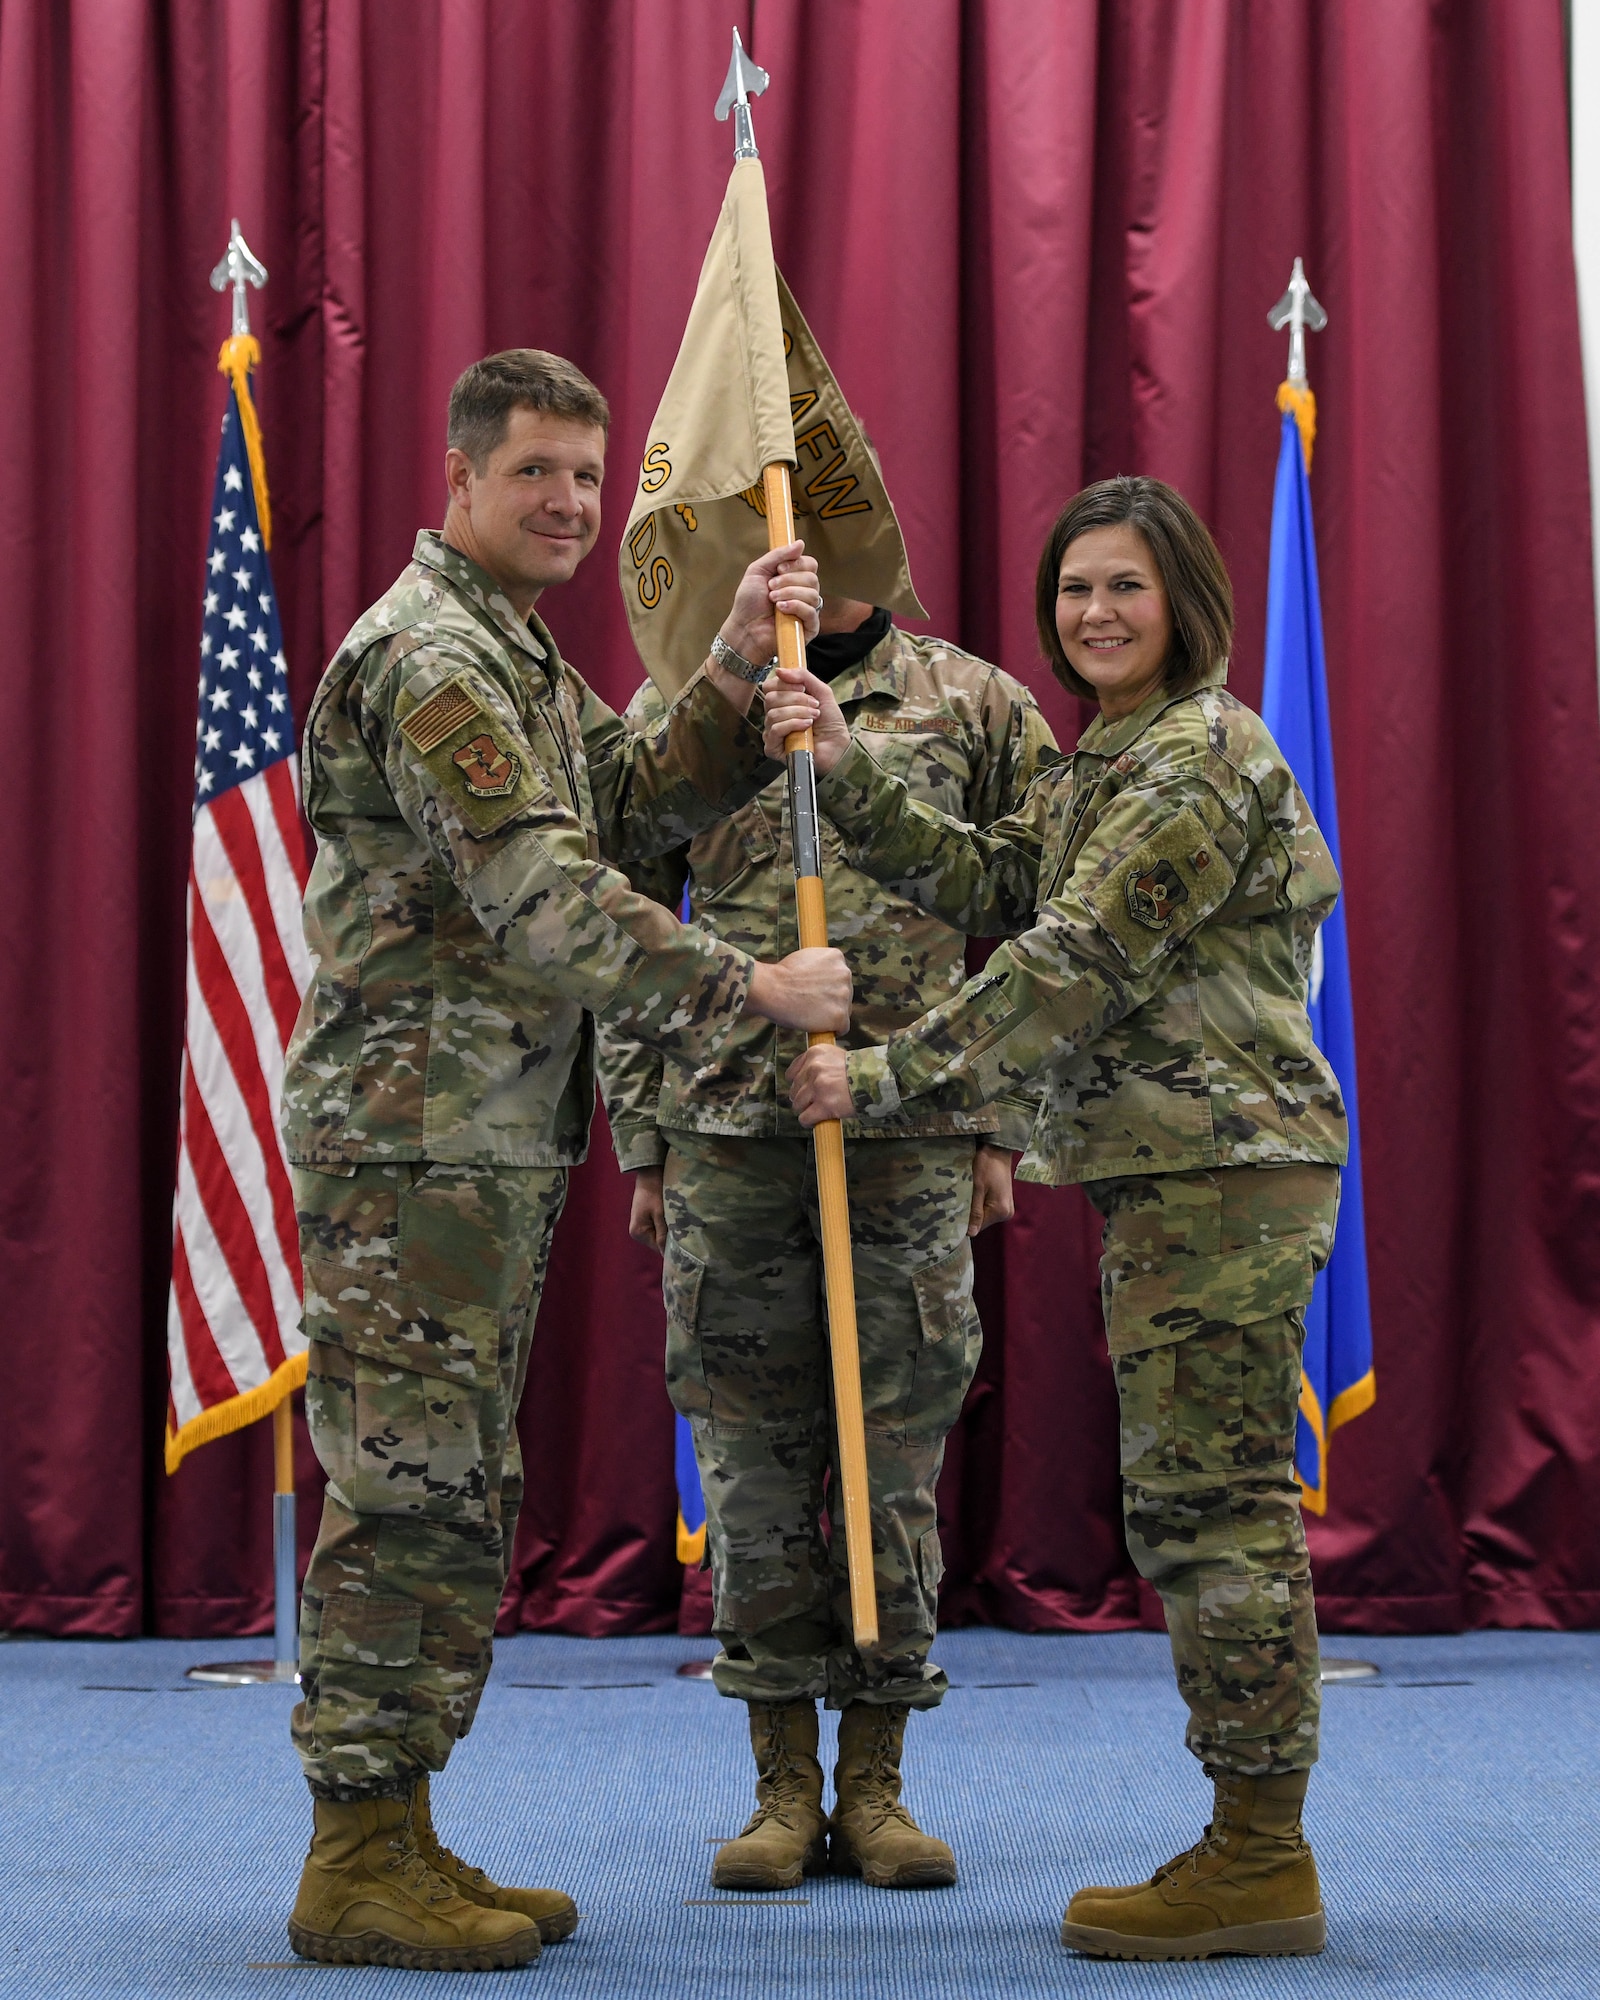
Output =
[
  {"x1": 641, "y1": 442, "x2": 672, "y2": 493},
  {"x1": 628, "y1": 513, "x2": 673, "y2": 608},
  {"x1": 794, "y1": 420, "x2": 872, "y2": 519}
]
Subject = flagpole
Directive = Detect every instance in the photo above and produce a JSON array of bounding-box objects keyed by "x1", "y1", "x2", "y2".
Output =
[
  {"x1": 763, "y1": 459, "x2": 879, "y2": 1651},
  {"x1": 716, "y1": 29, "x2": 878, "y2": 1648},
  {"x1": 1264, "y1": 257, "x2": 1375, "y2": 1688},
  {"x1": 185, "y1": 219, "x2": 301, "y2": 1689}
]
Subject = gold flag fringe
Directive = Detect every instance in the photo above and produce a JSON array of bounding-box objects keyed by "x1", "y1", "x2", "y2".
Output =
[
  {"x1": 217, "y1": 334, "x2": 272, "y2": 549},
  {"x1": 165, "y1": 1348, "x2": 306, "y2": 1475},
  {"x1": 1277, "y1": 380, "x2": 1317, "y2": 470}
]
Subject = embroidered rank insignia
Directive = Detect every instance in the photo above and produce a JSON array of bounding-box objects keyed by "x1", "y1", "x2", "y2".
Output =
[
  {"x1": 401, "y1": 677, "x2": 481, "y2": 754},
  {"x1": 451, "y1": 733, "x2": 521, "y2": 797},
  {"x1": 1125, "y1": 858, "x2": 1189, "y2": 929}
]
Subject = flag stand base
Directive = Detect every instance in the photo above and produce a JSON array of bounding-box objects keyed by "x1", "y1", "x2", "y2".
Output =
[
  {"x1": 1320, "y1": 1657, "x2": 1379, "y2": 1682},
  {"x1": 185, "y1": 1483, "x2": 300, "y2": 1686},
  {"x1": 186, "y1": 1659, "x2": 300, "y2": 1686}
]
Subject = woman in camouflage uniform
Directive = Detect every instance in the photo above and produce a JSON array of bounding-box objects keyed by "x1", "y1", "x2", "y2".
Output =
[{"x1": 772, "y1": 477, "x2": 1348, "y2": 1964}]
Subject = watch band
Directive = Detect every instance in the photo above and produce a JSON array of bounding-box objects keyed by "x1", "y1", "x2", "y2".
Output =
[{"x1": 710, "y1": 633, "x2": 777, "y2": 683}]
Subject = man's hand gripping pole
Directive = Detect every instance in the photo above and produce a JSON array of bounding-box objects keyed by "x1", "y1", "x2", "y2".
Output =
[{"x1": 764, "y1": 461, "x2": 879, "y2": 1650}]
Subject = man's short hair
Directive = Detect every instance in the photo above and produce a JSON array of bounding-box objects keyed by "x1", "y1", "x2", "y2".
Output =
[{"x1": 447, "y1": 349, "x2": 610, "y2": 468}]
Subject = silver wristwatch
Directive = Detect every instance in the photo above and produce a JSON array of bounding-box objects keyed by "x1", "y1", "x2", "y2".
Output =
[{"x1": 710, "y1": 633, "x2": 777, "y2": 683}]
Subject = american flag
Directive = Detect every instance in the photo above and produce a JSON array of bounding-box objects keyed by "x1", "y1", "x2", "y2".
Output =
[{"x1": 164, "y1": 373, "x2": 312, "y2": 1471}]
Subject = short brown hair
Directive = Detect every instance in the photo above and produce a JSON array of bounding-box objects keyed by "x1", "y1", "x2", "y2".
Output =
[
  {"x1": 447, "y1": 349, "x2": 610, "y2": 467},
  {"x1": 1034, "y1": 476, "x2": 1234, "y2": 702}
]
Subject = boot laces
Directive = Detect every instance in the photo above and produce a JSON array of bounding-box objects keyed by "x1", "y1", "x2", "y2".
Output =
[
  {"x1": 1170, "y1": 1780, "x2": 1245, "y2": 1880},
  {"x1": 382, "y1": 1810, "x2": 455, "y2": 1904},
  {"x1": 745, "y1": 1716, "x2": 816, "y2": 1834},
  {"x1": 424, "y1": 1832, "x2": 491, "y2": 1891},
  {"x1": 854, "y1": 1722, "x2": 917, "y2": 1835}
]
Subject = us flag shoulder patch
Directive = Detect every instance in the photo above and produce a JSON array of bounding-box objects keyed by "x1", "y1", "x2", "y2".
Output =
[{"x1": 402, "y1": 677, "x2": 481, "y2": 753}]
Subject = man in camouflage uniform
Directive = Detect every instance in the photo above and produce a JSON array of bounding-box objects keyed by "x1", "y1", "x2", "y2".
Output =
[
  {"x1": 598, "y1": 599, "x2": 1055, "y2": 1892},
  {"x1": 279, "y1": 349, "x2": 844, "y2": 1972}
]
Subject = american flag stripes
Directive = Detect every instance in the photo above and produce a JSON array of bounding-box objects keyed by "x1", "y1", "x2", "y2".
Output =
[{"x1": 164, "y1": 365, "x2": 312, "y2": 1472}]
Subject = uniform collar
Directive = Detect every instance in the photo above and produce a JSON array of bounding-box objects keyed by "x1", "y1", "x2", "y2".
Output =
[
  {"x1": 828, "y1": 625, "x2": 909, "y2": 708},
  {"x1": 1076, "y1": 659, "x2": 1228, "y2": 760},
  {"x1": 412, "y1": 530, "x2": 552, "y2": 670}
]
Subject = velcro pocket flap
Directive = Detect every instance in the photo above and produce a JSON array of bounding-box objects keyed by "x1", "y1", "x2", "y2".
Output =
[
  {"x1": 1105, "y1": 1234, "x2": 1313, "y2": 1358},
  {"x1": 1089, "y1": 804, "x2": 1235, "y2": 971},
  {"x1": 1197, "y1": 1571, "x2": 1294, "y2": 1644},
  {"x1": 319, "y1": 1591, "x2": 422, "y2": 1668},
  {"x1": 397, "y1": 672, "x2": 547, "y2": 837},
  {"x1": 911, "y1": 1240, "x2": 978, "y2": 1346},
  {"x1": 302, "y1": 1256, "x2": 498, "y2": 1389},
  {"x1": 663, "y1": 1241, "x2": 705, "y2": 1333}
]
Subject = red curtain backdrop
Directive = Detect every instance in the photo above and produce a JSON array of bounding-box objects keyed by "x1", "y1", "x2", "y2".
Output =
[{"x1": 2, "y1": 0, "x2": 1596, "y2": 1641}]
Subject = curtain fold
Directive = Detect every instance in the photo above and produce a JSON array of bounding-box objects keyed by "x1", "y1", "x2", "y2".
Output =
[{"x1": 0, "y1": 0, "x2": 1594, "y2": 1641}]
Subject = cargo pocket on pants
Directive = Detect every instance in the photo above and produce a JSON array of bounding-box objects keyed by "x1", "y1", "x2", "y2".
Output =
[
  {"x1": 318, "y1": 1591, "x2": 422, "y2": 1670},
  {"x1": 908, "y1": 1240, "x2": 982, "y2": 1434},
  {"x1": 663, "y1": 1239, "x2": 711, "y2": 1417},
  {"x1": 1196, "y1": 1571, "x2": 1300, "y2": 1739},
  {"x1": 347, "y1": 1353, "x2": 488, "y2": 1523}
]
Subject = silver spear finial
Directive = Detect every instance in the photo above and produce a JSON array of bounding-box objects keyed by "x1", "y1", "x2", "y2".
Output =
[
  {"x1": 1267, "y1": 257, "x2": 1327, "y2": 389},
  {"x1": 209, "y1": 219, "x2": 268, "y2": 338},
  {"x1": 715, "y1": 26, "x2": 770, "y2": 160}
]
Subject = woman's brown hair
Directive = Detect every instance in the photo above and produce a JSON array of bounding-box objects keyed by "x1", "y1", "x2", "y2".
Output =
[{"x1": 1034, "y1": 476, "x2": 1234, "y2": 702}]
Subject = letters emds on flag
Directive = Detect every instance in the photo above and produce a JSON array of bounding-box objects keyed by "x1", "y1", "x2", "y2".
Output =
[
  {"x1": 1261, "y1": 400, "x2": 1375, "y2": 1514},
  {"x1": 165, "y1": 344, "x2": 312, "y2": 1472},
  {"x1": 620, "y1": 157, "x2": 925, "y2": 697}
]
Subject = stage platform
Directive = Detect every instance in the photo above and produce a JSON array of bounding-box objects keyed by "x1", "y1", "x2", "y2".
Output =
[{"x1": 1, "y1": 1626, "x2": 1592, "y2": 1999}]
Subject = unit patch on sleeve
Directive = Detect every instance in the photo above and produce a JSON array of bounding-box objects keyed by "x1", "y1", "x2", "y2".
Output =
[
  {"x1": 1125, "y1": 858, "x2": 1188, "y2": 930},
  {"x1": 452, "y1": 733, "x2": 521, "y2": 798}
]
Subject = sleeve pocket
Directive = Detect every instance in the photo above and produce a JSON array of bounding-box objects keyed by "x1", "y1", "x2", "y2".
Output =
[
  {"x1": 1088, "y1": 804, "x2": 1236, "y2": 972},
  {"x1": 318, "y1": 1592, "x2": 422, "y2": 1669}
]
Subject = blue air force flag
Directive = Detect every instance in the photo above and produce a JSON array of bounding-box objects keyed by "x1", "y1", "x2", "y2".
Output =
[{"x1": 1261, "y1": 405, "x2": 1375, "y2": 1513}]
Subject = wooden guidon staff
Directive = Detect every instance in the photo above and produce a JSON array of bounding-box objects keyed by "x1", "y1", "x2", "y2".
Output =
[
  {"x1": 764, "y1": 457, "x2": 879, "y2": 1650},
  {"x1": 714, "y1": 26, "x2": 877, "y2": 1648}
]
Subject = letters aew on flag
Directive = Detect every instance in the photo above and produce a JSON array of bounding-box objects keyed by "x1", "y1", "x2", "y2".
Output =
[
  {"x1": 1260, "y1": 398, "x2": 1376, "y2": 1514},
  {"x1": 164, "y1": 337, "x2": 312, "y2": 1471},
  {"x1": 620, "y1": 157, "x2": 925, "y2": 697}
]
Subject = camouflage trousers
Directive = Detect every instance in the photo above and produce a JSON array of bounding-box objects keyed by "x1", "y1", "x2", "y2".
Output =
[
  {"x1": 660, "y1": 1130, "x2": 982, "y2": 1712},
  {"x1": 289, "y1": 1161, "x2": 567, "y2": 1801},
  {"x1": 1086, "y1": 1162, "x2": 1341, "y2": 1777}
]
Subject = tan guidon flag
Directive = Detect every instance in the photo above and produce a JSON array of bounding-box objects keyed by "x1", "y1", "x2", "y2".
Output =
[{"x1": 620, "y1": 158, "x2": 926, "y2": 697}]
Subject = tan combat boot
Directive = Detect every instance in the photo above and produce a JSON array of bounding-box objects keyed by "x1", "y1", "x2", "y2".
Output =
[
  {"x1": 412, "y1": 1774, "x2": 579, "y2": 1943},
  {"x1": 287, "y1": 1794, "x2": 540, "y2": 1970},
  {"x1": 710, "y1": 1701, "x2": 829, "y2": 1890},
  {"x1": 1061, "y1": 1768, "x2": 1325, "y2": 1960},
  {"x1": 829, "y1": 1702, "x2": 957, "y2": 1889}
]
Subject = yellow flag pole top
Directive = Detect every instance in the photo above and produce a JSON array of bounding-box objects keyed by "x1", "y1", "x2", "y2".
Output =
[
  {"x1": 1268, "y1": 256, "x2": 1326, "y2": 469},
  {"x1": 211, "y1": 219, "x2": 273, "y2": 548}
]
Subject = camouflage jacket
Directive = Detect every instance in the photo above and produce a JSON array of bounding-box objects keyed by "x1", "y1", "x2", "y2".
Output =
[
  {"x1": 596, "y1": 626, "x2": 1058, "y2": 1166},
  {"x1": 819, "y1": 665, "x2": 1350, "y2": 1186},
  {"x1": 283, "y1": 531, "x2": 781, "y2": 1167}
]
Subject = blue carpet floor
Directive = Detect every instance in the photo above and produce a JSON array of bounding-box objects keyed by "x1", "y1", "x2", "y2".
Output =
[{"x1": 1, "y1": 1627, "x2": 1595, "y2": 1999}]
